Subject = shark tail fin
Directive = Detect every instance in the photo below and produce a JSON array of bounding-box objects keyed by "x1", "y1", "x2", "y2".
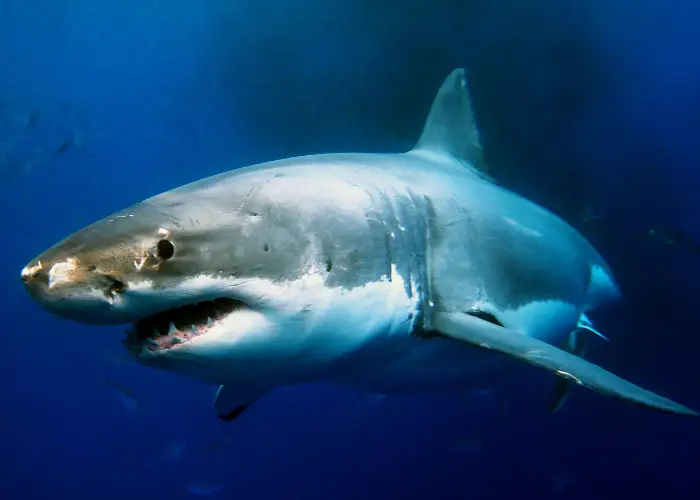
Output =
[{"x1": 411, "y1": 68, "x2": 490, "y2": 178}]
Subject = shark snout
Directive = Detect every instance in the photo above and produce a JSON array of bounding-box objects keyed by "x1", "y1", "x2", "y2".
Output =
[
  {"x1": 20, "y1": 259, "x2": 50, "y2": 296},
  {"x1": 20, "y1": 256, "x2": 129, "y2": 325},
  {"x1": 21, "y1": 256, "x2": 87, "y2": 294}
]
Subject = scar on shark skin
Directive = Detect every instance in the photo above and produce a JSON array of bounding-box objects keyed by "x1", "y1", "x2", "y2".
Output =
[
  {"x1": 555, "y1": 370, "x2": 583, "y2": 385},
  {"x1": 525, "y1": 349, "x2": 554, "y2": 361}
]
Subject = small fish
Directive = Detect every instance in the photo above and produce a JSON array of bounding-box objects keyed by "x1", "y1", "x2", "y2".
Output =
[{"x1": 51, "y1": 128, "x2": 91, "y2": 158}]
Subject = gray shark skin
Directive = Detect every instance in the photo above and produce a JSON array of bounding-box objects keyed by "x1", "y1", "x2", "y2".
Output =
[{"x1": 21, "y1": 69, "x2": 696, "y2": 420}]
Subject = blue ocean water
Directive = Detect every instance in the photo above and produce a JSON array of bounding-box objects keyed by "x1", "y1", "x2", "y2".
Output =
[{"x1": 2, "y1": 1, "x2": 699, "y2": 498}]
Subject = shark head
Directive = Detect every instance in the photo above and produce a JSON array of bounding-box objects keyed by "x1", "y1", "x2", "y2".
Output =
[
  {"x1": 20, "y1": 163, "x2": 415, "y2": 383},
  {"x1": 19, "y1": 69, "x2": 478, "y2": 386}
]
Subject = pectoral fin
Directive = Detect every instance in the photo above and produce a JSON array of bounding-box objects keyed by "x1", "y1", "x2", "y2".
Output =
[
  {"x1": 433, "y1": 312, "x2": 697, "y2": 416},
  {"x1": 213, "y1": 385, "x2": 266, "y2": 422}
]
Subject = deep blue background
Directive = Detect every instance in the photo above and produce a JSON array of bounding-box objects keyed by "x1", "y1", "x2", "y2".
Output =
[{"x1": 2, "y1": 1, "x2": 700, "y2": 498}]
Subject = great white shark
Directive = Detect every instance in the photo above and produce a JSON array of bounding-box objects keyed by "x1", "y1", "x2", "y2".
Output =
[{"x1": 21, "y1": 69, "x2": 697, "y2": 421}]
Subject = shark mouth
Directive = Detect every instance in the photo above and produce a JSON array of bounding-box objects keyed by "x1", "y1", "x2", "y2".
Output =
[{"x1": 123, "y1": 298, "x2": 247, "y2": 353}]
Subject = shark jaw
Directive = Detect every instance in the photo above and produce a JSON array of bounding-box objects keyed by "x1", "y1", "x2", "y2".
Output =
[{"x1": 122, "y1": 297, "x2": 251, "y2": 354}]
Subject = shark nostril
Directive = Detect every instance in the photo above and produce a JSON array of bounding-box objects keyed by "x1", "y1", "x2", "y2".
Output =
[
  {"x1": 102, "y1": 277, "x2": 126, "y2": 304},
  {"x1": 97, "y1": 274, "x2": 126, "y2": 298},
  {"x1": 107, "y1": 277, "x2": 125, "y2": 295}
]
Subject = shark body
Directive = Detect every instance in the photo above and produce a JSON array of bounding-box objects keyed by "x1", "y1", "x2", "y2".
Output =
[{"x1": 21, "y1": 69, "x2": 696, "y2": 420}]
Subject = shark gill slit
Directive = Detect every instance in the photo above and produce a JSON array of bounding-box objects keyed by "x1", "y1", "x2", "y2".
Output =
[{"x1": 392, "y1": 189, "x2": 434, "y2": 337}]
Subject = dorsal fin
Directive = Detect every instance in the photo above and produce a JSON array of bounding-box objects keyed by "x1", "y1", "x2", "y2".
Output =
[{"x1": 411, "y1": 68, "x2": 487, "y2": 174}]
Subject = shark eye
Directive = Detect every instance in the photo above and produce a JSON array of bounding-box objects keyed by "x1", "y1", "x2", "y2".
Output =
[{"x1": 156, "y1": 239, "x2": 175, "y2": 260}]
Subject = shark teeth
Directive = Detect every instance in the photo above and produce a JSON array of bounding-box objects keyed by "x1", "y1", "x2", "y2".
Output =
[
  {"x1": 138, "y1": 316, "x2": 221, "y2": 351},
  {"x1": 127, "y1": 298, "x2": 246, "y2": 353}
]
